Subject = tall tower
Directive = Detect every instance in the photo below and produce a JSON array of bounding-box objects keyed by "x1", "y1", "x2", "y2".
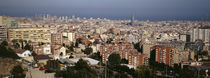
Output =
[{"x1": 131, "y1": 14, "x2": 135, "y2": 26}]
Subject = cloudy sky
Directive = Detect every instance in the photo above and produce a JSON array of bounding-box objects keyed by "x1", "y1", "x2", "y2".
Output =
[{"x1": 0, "y1": 0, "x2": 210, "y2": 20}]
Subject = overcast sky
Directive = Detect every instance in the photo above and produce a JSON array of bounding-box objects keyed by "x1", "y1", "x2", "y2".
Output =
[{"x1": 0, "y1": 0, "x2": 210, "y2": 20}]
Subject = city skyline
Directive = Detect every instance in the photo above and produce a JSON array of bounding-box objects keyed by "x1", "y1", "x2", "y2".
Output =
[{"x1": 0, "y1": 0, "x2": 210, "y2": 21}]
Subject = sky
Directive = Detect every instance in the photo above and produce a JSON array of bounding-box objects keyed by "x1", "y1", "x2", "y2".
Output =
[{"x1": 0, "y1": 0, "x2": 210, "y2": 21}]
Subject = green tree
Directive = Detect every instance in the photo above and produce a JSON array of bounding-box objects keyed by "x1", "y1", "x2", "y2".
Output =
[
  {"x1": 31, "y1": 51, "x2": 37, "y2": 56},
  {"x1": 0, "y1": 40, "x2": 8, "y2": 46},
  {"x1": 10, "y1": 65, "x2": 26, "y2": 78},
  {"x1": 18, "y1": 39, "x2": 24, "y2": 49},
  {"x1": 0, "y1": 46, "x2": 20, "y2": 59},
  {"x1": 136, "y1": 65, "x2": 156, "y2": 78},
  {"x1": 24, "y1": 43, "x2": 32, "y2": 51},
  {"x1": 133, "y1": 42, "x2": 143, "y2": 53},
  {"x1": 12, "y1": 39, "x2": 18, "y2": 45},
  {"x1": 55, "y1": 59, "x2": 98, "y2": 78},
  {"x1": 83, "y1": 47, "x2": 93, "y2": 55},
  {"x1": 89, "y1": 51, "x2": 102, "y2": 61},
  {"x1": 46, "y1": 60, "x2": 60, "y2": 71},
  {"x1": 108, "y1": 54, "x2": 121, "y2": 65},
  {"x1": 120, "y1": 58, "x2": 128, "y2": 64},
  {"x1": 14, "y1": 43, "x2": 20, "y2": 49}
]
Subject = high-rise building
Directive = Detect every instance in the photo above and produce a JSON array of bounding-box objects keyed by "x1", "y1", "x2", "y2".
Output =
[
  {"x1": 130, "y1": 14, "x2": 135, "y2": 26},
  {"x1": 150, "y1": 45, "x2": 173, "y2": 66},
  {"x1": 191, "y1": 26, "x2": 210, "y2": 43},
  {"x1": 0, "y1": 25, "x2": 7, "y2": 40},
  {"x1": 0, "y1": 16, "x2": 8, "y2": 40}
]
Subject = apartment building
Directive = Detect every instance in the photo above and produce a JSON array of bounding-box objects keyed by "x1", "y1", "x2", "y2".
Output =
[
  {"x1": 8, "y1": 27, "x2": 51, "y2": 43},
  {"x1": 100, "y1": 43, "x2": 148, "y2": 66},
  {"x1": 150, "y1": 45, "x2": 173, "y2": 66}
]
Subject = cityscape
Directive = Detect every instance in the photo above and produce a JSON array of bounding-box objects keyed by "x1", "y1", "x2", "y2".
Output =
[{"x1": 0, "y1": 0, "x2": 210, "y2": 78}]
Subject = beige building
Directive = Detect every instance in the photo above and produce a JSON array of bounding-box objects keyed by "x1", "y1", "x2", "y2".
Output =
[
  {"x1": 143, "y1": 43, "x2": 155, "y2": 58},
  {"x1": 8, "y1": 27, "x2": 51, "y2": 43},
  {"x1": 172, "y1": 48, "x2": 194, "y2": 66}
]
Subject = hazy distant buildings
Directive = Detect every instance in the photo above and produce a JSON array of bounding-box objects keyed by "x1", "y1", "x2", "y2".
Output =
[{"x1": 2, "y1": 16, "x2": 18, "y2": 28}]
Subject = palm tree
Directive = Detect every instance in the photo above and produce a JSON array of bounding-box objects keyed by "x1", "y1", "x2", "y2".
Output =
[{"x1": 19, "y1": 39, "x2": 24, "y2": 49}]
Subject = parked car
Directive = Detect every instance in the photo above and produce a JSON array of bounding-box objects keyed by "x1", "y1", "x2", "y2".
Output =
[{"x1": 39, "y1": 67, "x2": 47, "y2": 70}]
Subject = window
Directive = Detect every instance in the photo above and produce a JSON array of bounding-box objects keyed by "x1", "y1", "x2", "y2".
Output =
[
  {"x1": 125, "y1": 52, "x2": 128, "y2": 59},
  {"x1": 24, "y1": 31, "x2": 29, "y2": 32},
  {"x1": 105, "y1": 48, "x2": 107, "y2": 51},
  {"x1": 134, "y1": 57, "x2": 137, "y2": 66}
]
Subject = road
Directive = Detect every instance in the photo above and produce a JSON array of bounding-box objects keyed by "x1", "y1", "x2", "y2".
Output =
[{"x1": 25, "y1": 67, "x2": 55, "y2": 78}]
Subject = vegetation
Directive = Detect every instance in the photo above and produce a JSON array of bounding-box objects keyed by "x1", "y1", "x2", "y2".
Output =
[
  {"x1": 108, "y1": 54, "x2": 121, "y2": 65},
  {"x1": 75, "y1": 38, "x2": 82, "y2": 47},
  {"x1": 55, "y1": 59, "x2": 98, "y2": 78},
  {"x1": 10, "y1": 65, "x2": 25, "y2": 78},
  {"x1": 24, "y1": 43, "x2": 33, "y2": 51},
  {"x1": 82, "y1": 47, "x2": 93, "y2": 55},
  {"x1": 46, "y1": 60, "x2": 60, "y2": 71},
  {"x1": 120, "y1": 58, "x2": 128, "y2": 64},
  {"x1": 0, "y1": 41, "x2": 20, "y2": 59},
  {"x1": 133, "y1": 42, "x2": 143, "y2": 53},
  {"x1": 136, "y1": 65, "x2": 156, "y2": 78},
  {"x1": 0, "y1": 41, "x2": 8, "y2": 46},
  {"x1": 89, "y1": 51, "x2": 102, "y2": 61}
]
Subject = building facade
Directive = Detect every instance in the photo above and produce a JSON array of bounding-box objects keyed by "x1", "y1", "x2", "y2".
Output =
[
  {"x1": 0, "y1": 25, "x2": 7, "y2": 40},
  {"x1": 150, "y1": 45, "x2": 173, "y2": 66},
  {"x1": 191, "y1": 27, "x2": 210, "y2": 43},
  {"x1": 100, "y1": 43, "x2": 148, "y2": 66},
  {"x1": 8, "y1": 27, "x2": 51, "y2": 43}
]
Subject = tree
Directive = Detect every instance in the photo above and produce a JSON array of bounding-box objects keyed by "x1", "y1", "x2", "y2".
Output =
[
  {"x1": 0, "y1": 40, "x2": 8, "y2": 46},
  {"x1": 133, "y1": 42, "x2": 143, "y2": 53},
  {"x1": 10, "y1": 65, "x2": 26, "y2": 78},
  {"x1": 56, "y1": 59, "x2": 98, "y2": 78},
  {"x1": 121, "y1": 58, "x2": 128, "y2": 64},
  {"x1": 136, "y1": 65, "x2": 156, "y2": 78},
  {"x1": 14, "y1": 43, "x2": 20, "y2": 49},
  {"x1": 24, "y1": 43, "x2": 32, "y2": 51},
  {"x1": 0, "y1": 46, "x2": 20, "y2": 59},
  {"x1": 108, "y1": 54, "x2": 121, "y2": 65},
  {"x1": 89, "y1": 51, "x2": 102, "y2": 61},
  {"x1": 31, "y1": 51, "x2": 37, "y2": 56},
  {"x1": 46, "y1": 60, "x2": 60, "y2": 71},
  {"x1": 75, "y1": 59, "x2": 90, "y2": 70},
  {"x1": 12, "y1": 39, "x2": 18, "y2": 45},
  {"x1": 68, "y1": 44, "x2": 74, "y2": 52},
  {"x1": 18, "y1": 39, "x2": 24, "y2": 49},
  {"x1": 83, "y1": 47, "x2": 93, "y2": 55},
  {"x1": 200, "y1": 51, "x2": 208, "y2": 56},
  {"x1": 76, "y1": 38, "x2": 82, "y2": 44}
]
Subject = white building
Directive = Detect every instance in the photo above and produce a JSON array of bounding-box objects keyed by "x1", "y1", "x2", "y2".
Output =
[
  {"x1": 43, "y1": 44, "x2": 51, "y2": 54},
  {"x1": 15, "y1": 49, "x2": 31, "y2": 58}
]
